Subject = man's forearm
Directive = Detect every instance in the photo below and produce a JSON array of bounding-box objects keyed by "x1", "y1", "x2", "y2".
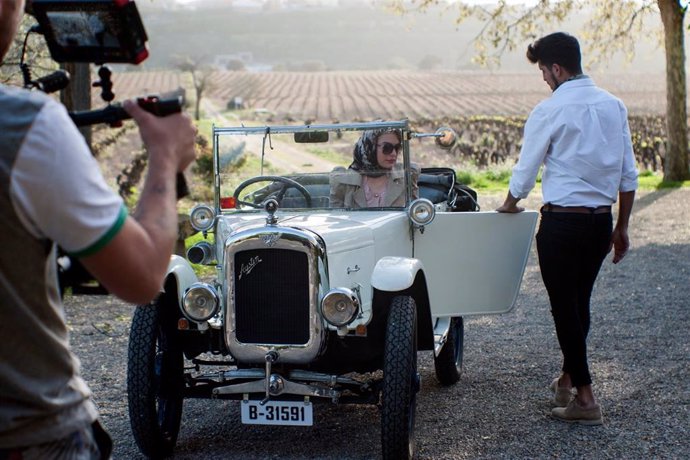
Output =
[
  {"x1": 81, "y1": 102, "x2": 196, "y2": 303},
  {"x1": 133, "y1": 156, "x2": 179, "y2": 252},
  {"x1": 616, "y1": 190, "x2": 635, "y2": 229},
  {"x1": 79, "y1": 159, "x2": 180, "y2": 304}
]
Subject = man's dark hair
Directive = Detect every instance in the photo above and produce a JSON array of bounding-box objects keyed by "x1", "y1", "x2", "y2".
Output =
[{"x1": 526, "y1": 32, "x2": 582, "y2": 74}]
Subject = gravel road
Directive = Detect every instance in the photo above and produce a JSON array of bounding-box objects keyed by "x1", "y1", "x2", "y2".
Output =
[{"x1": 65, "y1": 188, "x2": 690, "y2": 459}]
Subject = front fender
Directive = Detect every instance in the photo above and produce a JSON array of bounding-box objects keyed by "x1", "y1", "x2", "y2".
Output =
[
  {"x1": 166, "y1": 254, "x2": 199, "y2": 304},
  {"x1": 371, "y1": 261, "x2": 435, "y2": 351},
  {"x1": 371, "y1": 256, "x2": 424, "y2": 292}
]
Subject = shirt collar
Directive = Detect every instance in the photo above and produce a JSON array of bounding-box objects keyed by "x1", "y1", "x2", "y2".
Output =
[{"x1": 554, "y1": 74, "x2": 591, "y2": 93}]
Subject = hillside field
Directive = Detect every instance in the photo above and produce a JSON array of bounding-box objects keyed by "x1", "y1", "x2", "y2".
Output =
[{"x1": 101, "y1": 70, "x2": 668, "y2": 123}]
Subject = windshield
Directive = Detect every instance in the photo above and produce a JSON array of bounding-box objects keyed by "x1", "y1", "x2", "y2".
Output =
[{"x1": 213, "y1": 121, "x2": 415, "y2": 212}]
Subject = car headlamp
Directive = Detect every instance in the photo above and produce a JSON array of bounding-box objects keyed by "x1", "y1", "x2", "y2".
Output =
[
  {"x1": 321, "y1": 288, "x2": 360, "y2": 327},
  {"x1": 408, "y1": 198, "x2": 436, "y2": 227},
  {"x1": 190, "y1": 204, "x2": 216, "y2": 232},
  {"x1": 182, "y1": 283, "x2": 219, "y2": 322}
]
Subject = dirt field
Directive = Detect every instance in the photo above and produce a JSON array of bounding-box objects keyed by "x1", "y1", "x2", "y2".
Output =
[{"x1": 105, "y1": 70, "x2": 669, "y2": 123}]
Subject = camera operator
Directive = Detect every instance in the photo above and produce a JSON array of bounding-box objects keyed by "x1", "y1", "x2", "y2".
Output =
[{"x1": 0, "y1": 0, "x2": 196, "y2": 458}]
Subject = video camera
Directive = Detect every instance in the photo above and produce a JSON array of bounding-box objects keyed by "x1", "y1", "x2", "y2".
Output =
[
  {"x1": 21, "y1": 0, "x2": 189, "y2": 295},
  {"x1": 24, "y1": 0, "x2": 185, "y2": 128}
]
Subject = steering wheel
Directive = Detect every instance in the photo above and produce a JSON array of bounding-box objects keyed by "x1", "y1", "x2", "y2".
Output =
[{"x1": 233, "y1": 175, "x2": 313, "y2": 209}]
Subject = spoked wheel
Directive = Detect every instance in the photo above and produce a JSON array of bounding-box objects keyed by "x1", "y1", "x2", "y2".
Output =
[
  {"x1": 381, "y1": 295, "x2": 419, "y2": 460},
  {"x1": 433, "y1": 316, "x2": 464, "y2": 386},
  {"x1": 127, "y1": 293, "x2": 184, "y2": 459}
]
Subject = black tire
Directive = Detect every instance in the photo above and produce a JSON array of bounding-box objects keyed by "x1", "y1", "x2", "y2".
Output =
[
  {"x1": 381, "y1": 295, "x2": 419, "y2": 460},
  {"x1": 433, "y1": 316, "x2": 464, "y2": 386},
  {"x1": 127, "y1": 296, "x2": 184, "y2": 459}
]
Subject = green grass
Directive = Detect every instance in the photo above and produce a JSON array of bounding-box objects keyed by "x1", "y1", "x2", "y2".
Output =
[
  {"x1": 637, "y1": 169, "x2": 690, "y2": 190},
  {"x1": 195, "y1": 118, "x2": 217, "y2": 139},
  {"x1": 460, "y1": 167, "x2": 689, "y2": 192},
  {"x1": 456, "y1": 165, "x2": 523, "y2": 193}
]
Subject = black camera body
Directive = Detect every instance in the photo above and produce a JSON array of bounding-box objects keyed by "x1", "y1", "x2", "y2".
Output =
[{"x1": 31, "y1": 0, "x2": 149, "y2": 64}]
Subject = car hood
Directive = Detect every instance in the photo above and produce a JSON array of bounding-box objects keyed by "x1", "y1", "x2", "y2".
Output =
[{"x1": 217, "y1": 211, "x2": 407, "y2": 254}]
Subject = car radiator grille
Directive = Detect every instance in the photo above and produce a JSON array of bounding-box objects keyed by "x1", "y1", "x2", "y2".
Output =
[{"x1": 234, "y1": 248, "x2": 310, "y2": 345}]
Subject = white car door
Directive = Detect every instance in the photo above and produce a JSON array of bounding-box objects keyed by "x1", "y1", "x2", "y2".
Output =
[{"x1": 414, "y1": 211, "x2": 538, "y2": 317}]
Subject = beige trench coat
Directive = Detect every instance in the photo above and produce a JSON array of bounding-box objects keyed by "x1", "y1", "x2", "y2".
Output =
[{"x1": 329, "y1": 164, "x2": 419, "y2": 208}]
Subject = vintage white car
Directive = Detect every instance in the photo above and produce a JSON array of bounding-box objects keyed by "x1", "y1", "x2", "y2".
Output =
[{"x1": 126, "y1": 120, "x2": 537, "y2": 459}]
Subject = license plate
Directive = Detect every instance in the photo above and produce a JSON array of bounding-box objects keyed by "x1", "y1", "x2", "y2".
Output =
[{"x1": 240, "y1": 400, "x2": 313, "y2": 426}]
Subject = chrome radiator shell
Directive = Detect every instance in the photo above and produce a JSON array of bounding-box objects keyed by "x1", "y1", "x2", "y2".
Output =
[{"x1": 223, "y1": 226, "x2": 327, "y2": 364}]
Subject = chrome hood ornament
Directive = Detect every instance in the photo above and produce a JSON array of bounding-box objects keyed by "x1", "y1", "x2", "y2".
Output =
[{"x1": 264, "y1": 198, "x2": 279, "y2": 226}]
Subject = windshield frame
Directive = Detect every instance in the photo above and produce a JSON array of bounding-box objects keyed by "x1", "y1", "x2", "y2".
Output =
[{"x1": 212, "y1": 120, "x2": 413, "y2": 213}]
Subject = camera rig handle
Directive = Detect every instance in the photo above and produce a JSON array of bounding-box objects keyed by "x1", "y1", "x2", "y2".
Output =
[
  {"x1": 69, "y1": 95, "x2": 190, "y2": 199},
  {"x1": 69, "y1": 94, "x2": 182, "y2": 126}
]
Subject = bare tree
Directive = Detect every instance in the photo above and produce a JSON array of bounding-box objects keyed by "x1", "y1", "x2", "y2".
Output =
[
  {"x1": 392, "y1": 0, "x2": 689, "y2": 181},
  {"x1": 173, "y1": 55, "x2": 213, "y2": 121}
]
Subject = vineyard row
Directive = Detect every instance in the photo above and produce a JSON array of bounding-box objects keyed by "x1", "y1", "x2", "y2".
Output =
[{"x1": 104, "y1": 70, "x2": 669, "y2": 123}]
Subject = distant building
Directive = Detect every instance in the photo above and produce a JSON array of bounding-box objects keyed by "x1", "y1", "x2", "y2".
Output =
[
  {"x1": 214, "y1": 52, "x2": 253, "y2": 69},
  {"x1": 213, "y1": 52, "x2": 273, "y2": 72}
]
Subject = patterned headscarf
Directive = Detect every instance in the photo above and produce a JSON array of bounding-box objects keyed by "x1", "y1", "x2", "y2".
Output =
[{"x1": 349, "y1": 128, "x2": 401, "y2": 177}]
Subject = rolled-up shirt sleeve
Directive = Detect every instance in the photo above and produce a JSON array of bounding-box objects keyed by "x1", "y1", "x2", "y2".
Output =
[
  {"x1": 619, "y1": 106, "x2": 639, "y2": 192},
  {"x1": 509, "y1": 106, "x2": 551, "y2": 199}
]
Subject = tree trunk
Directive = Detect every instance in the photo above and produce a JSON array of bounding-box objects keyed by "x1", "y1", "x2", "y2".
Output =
[
  {"x1": 658, "y1": 0, "x2": 690, "y2": 181},
  {"x1": 192, "y1": 71, "x2": 204, "y2": 121},
  {"x1": 60, "y1": 63, "x2": 93, "y2": 149}
]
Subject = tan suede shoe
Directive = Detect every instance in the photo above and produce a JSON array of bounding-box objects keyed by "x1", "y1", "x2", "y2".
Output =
[
  {"x1": 551, "y1": 398, "x2": 603, "y2": 425},
  {"x1": 549, "y1": 377, "x2": 574, "y2": 407}
]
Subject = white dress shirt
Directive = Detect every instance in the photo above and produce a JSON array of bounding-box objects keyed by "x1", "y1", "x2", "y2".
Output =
[{"x1": 509, "y1": 76, "x2": 638, "y2": 207}]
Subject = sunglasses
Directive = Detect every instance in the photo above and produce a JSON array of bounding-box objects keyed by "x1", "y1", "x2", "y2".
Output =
[{"x1": 377, "y1": 142, "x2": 402, "y2": 155}]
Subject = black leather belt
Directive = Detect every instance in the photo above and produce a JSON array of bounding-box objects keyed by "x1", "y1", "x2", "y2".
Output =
[{"x1": 542, "y1": 204, "x2": 612, "y2": 214}]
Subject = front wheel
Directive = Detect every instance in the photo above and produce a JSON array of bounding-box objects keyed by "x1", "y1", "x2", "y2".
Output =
[
  {"x1": 433, "y1": 316, "x2": 464, "y2": 385},
  {"x1": 381, "y1": 295, "x2": 419, "y2": 460},
  {"x1": 127, "y1": 294, "x2": 184, "y2": 459}
]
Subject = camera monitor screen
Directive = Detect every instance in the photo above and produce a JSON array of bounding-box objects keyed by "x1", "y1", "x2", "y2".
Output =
[{"x1": 31, "y1": 0, "x2": 149, "y2": 64}]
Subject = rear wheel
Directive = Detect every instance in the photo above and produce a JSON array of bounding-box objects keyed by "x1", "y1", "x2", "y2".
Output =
[
  {"x1": 381, "y1": 295, "x2": 419, "y2": 460},
  {"x1": 127, "y1": 294, "x2": 184, "y2": 459},
  {"x1": 433, "y1": 316, "x2": 464, "y2": 385}
]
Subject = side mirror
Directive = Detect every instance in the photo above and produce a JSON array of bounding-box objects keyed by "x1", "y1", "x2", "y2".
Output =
[{"x1": 434, "y1": 127, "x2": 457, "y2": 149}]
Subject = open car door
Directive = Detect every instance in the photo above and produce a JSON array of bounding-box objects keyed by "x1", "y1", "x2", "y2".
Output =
[{"x1": 415, "y1": 211, "x2": 538, "y2": 317}]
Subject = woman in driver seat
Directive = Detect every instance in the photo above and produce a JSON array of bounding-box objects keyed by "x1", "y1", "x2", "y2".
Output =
[{"x1": 330, "y1": 128, "x2": 419, "y2": 208}]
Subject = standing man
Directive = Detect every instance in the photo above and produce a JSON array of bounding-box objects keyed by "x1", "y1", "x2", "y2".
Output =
[
  {"x1": 0, "y1": 0, "x2": 197, "y2": 457},
  {"x1": 497, "y1": 32, "x2": 638, "y2": 425}
]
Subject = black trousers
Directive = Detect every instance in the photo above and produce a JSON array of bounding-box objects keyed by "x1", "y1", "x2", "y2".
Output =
[{"x1": 536, "y1": 210, "x2": 612, "y2": 387}]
